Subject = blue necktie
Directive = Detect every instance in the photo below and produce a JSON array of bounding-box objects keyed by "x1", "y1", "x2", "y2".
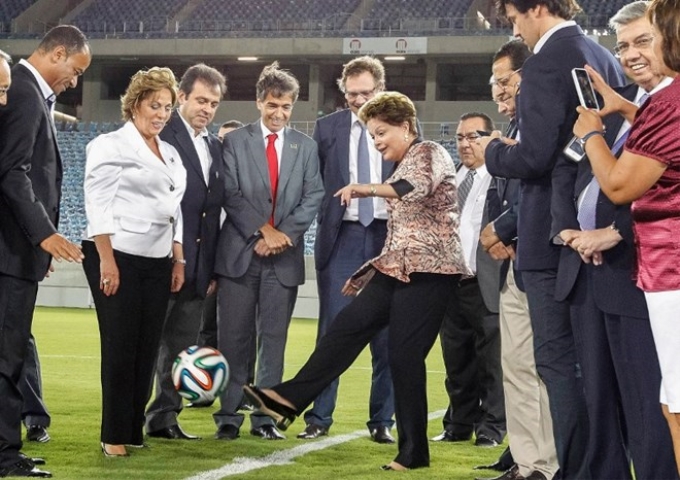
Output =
[
  {"x1": 578, "y1": 92, "x2": 649, "y2": 230},
  {"x1": 357, "y1": 122, "x2": 373, "y2": 227}
]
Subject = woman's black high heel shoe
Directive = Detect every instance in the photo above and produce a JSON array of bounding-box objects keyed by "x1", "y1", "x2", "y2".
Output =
[{"x1": 242, "y1": 384, "x2": 297, "y2": 431}]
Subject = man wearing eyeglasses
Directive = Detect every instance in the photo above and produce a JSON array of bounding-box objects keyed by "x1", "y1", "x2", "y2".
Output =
[
  {"x1": 432, "y1": 112, "x2": 507, "y2": 451},
  {"x1": 0, "y1": 51, "x2": 9, "y2": 106},
  {"x1": 474, "y1": 0, "x2": 626, "y2": 478},
  {"x1": 300, "y1": 56, "x2": 396, "y2": 444},
  {"x1": 552, "y1": 2, "x2": 676, "y2": 479}
]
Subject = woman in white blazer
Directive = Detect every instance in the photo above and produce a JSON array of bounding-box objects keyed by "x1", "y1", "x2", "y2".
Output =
[{"x1": 81, "y1": 67, "x2": 187, "y2": 457}]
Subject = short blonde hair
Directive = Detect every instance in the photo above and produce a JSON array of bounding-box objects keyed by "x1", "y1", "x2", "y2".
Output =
[
  {"x1": 121, "y1": 67, "x2": 177, "y2": 122},
  {"x1": 358, "y1": 91, "x2": 417, "y2": 135}
]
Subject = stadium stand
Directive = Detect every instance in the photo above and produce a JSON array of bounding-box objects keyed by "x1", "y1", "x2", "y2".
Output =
[{"x1": 0, "y1": 0, "x2": 37, "y2": 33}]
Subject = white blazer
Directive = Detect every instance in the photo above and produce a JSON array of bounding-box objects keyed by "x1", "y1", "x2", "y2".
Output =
[{"x1": 84, "y1": 121, "x2": 187, "y2": 258}]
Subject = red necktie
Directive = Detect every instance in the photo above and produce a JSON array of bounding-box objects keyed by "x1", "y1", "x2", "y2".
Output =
[{"x1": 266, "y1": 133, "x2": 278, "y2": 226}]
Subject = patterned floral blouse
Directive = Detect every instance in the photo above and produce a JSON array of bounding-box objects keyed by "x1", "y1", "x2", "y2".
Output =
[{"x1": 351, "y1": 140, "x2": 470, "y2": 287}]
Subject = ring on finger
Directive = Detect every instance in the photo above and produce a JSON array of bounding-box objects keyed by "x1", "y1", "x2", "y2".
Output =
[{"x1": 102, "y1": 278, "x2": 111, "y2": 285}]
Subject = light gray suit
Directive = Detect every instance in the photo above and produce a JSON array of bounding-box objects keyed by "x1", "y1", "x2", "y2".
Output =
[{"x1": 213, "y1": 121, "x2": 323, "y2": 431}]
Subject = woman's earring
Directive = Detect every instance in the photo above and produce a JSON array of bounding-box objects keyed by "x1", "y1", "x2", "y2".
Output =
[{"x1": 404, "y1": 133, "x2": 409, "y2": 142}]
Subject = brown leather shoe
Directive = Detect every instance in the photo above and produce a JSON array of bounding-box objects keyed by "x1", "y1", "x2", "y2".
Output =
[{"x1": 475, "y1": 464, "x2": 523, "y2": 480}]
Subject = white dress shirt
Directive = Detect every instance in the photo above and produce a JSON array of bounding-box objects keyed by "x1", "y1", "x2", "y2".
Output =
[
  {"x1": 344, "y1": 113, "x2": 388, "y2": 221},
  {"x1": 179, "y1": 114, "x2": 211, "y2": 184},
  {"x1": 456, "y1": 163, "x2": 492, "y2": 274}
]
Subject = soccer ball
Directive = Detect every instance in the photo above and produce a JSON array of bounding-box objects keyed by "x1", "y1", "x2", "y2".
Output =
[{"x1": 172, "y1": 345, "x2": 229, "y2": 403}]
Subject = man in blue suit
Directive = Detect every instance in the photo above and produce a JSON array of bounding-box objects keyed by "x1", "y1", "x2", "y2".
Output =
[
  {"x1": 145, "y1": 64, "x2": 226, "y2": 440},
  {"x1": 554, "y1": 2, "x2": 678, "y2": 478},
  {"x1": 476, "y1": 1, "x2": 625, "y2": 478},
  {"x1": 299, "y1": 56, "x2": 396, "y2": 443}
]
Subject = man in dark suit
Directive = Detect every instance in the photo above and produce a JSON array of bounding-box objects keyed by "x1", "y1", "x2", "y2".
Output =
[
  {"x1": 433, "y1": 112, "x2": 506, "y2": 449},
  {"x1": 145, "y1": 64, "x2": 227, "y2": 440},
  {"x1": 476, "y1": 1, "x2": 625, "y2": 478},
  {"x1": 0, "y1": 26, "x2": 91, "y2": 478},
  {"x1": 299, "y1": 56, "x2": 395, "y2": 443},
  {"x1": 554, "y1": 2, "x2": 677, "y2": 478},
  {"x1": 476, "y1": 41, "x2": 559, "y2": 480},
  {"x1": 213, "y1": 62, "x2": 323, "y2": 441}
]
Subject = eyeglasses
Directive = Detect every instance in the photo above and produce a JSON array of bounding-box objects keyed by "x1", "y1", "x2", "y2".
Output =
[
  {"x1": 493, "y1": 91, "x2": 512, "y2": 106},
  {"x1": 456, "y1": 133, "x2": 482, "y2": 143},
  {"x1": 493, "y1": 68, "x2": 522, "y2": 90},
  {"x1": 614, "y1": 34, "x2": 654, "y2": 58},
  {"x1": 0, "y1": 87, "x2": 8, "y2": 97},
  {"x1": 344, "y1": 89, "x2": 376, "y2": 100}
]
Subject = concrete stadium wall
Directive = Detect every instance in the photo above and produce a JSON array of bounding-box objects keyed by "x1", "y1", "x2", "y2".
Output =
[{"x1": 37, "y1": 257, "x2": 321, "y2": 319}]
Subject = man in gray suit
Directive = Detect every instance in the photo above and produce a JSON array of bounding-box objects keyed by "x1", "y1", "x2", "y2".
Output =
[
  {"x1": 433, "y1": 113, "x2": 506, "y2": 448},
  {"x1": 213, "y1": 62, "x2": 323, "y2": 441}
]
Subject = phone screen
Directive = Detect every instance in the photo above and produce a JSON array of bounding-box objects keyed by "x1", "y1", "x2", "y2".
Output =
[{"x1": 572, "y1": 68, "x2": 599, "y2": 110}]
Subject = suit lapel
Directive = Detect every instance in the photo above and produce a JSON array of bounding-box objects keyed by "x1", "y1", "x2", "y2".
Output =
[
  {"x1": 123, "y1": 122, "x2": 175, "y2": 181},
  {"x1": 169, "y1": 112, "x2": 206, "y2": 186},
  {"x1": 245, "y1": 122, "x2": 271, "y2": 192},
  {"x1": 206, "y1": 134, "x2": 222, "y2": 187},
  {"x1": 337, "y1": 111, "x2": 351, "y2": 185}
]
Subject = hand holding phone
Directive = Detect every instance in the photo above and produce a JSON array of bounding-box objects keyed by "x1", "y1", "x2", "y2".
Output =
[{"x1": 572, "y1": 68, "x2": 600, "y2": 110}]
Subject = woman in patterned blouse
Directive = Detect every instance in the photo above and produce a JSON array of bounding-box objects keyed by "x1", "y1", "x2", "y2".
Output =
[
  {"x1": 573, "y1": 0, "x2": 680, "y2": 473},
  {"x1": 244, "y1": 91, "x2": 469, "y2": 471}
]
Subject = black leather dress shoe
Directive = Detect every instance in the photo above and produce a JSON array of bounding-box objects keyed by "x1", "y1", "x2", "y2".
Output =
[
  {"x1": 297, "y1": 424, "x2": 328, "y2": 439},
  {"x1": 250, "y1": 425, "x2": 286, "y2": 440},
  {"x1": 370, "y1": 426, "x2": 395, "y2": 444},
  {"x1": 525, "y1": 471, "x2": 548, "y2": 480},
  {"x1": 27, "y1": 459, "x2": 45, "y2": 467},
  {"x1": 475, "y1": 434, "x2": 500, "y2": 448},
  {"x1": 186, "y1": 399, "x2": 214, "y2": 408},
  {"x1": 147, "y1": 424, "x2": 201, "y2": 440},
  {"x1": 242, "y1": 384, "x2": 297, "y2": 431},
  {"x1": 475, "y1": 465, "x2": 523, "y2": 480},
  {"x1": 25, "y1": 426, "x2": 50, "y2": 443},
  {"x1": 475, "y1": 461, "x2": 512, "y2": 472},
  {"x1": 215, "y1": 425, "x2": 240, "y2": 440},
  {"x1": 431, "y1": 430, "x2": 472, "y2": 442},
  {"x1": 0, "y1": 459, "x2": 52, "y2": 478}
]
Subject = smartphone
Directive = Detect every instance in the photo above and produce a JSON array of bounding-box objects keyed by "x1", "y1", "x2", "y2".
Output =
[
  {"x1": 572, "y1": 68, "x2": 600, "y2": 110},
  {"x1": 563, "y1": 135, "x2": 586, "y2": 162}
]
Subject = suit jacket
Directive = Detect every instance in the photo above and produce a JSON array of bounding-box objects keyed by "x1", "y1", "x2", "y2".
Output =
[
  {"x1": 84, "y1": 121, "x2": 186, "y2": 258},
  {"x1": 477, "y1": 179, "x2": 502, "y2": 312},
  {"x1": 312, "y1": 109, "x2": 394, "y2": 271},
  {"x1": 554, "y1": 84, "x2": 648, "y2": 318},
  {"x1": 214, "y1": 121, "x2": 323, "y2": 287},
  {"x1": 159, "y1": 112, "x2": 224, "y2": 297},
  {"x1": 485, "y1": 24, "x2": 625, "y2": 271},
  {"x1": 0, "y1": 64, "x2": 61, "y2": 282}
]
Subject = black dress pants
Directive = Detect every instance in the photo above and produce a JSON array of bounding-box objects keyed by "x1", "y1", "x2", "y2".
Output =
[
  {"x1": 83, "y1": 241, "x2": 171, "y2": 445},
  {"x1": 274, "y1": 270, "x2": 458, "y2": 469}
]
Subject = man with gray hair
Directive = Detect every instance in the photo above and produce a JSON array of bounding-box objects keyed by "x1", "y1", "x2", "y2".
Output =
[
  {"x1": 553, "y1": 2, "x2": 677, "y2": 478},
  {"x1": 212, "y1": 62, "x2": 323, "y2": 441}
]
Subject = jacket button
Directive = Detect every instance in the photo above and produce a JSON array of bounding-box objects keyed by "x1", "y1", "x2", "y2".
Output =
[
  {"x1": 202, "y1": 212, "x2": 206, "y2": 218},
  {"x1": 169, "y1": 217, "x2": 174, "y2": 224},
  {"x1": 196, "y1": 238, "x2": 201, "y2": 243},
  {"x1": 170, "y1": 185, "x2": 175, "y2": 191},
  {"x1": 502, "y1": 200, "x2": 508, "y2": 206}
]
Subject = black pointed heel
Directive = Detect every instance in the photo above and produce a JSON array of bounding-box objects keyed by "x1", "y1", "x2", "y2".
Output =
[{"x1": 242, "y1": 384, "x2": 297, "y2": 431}]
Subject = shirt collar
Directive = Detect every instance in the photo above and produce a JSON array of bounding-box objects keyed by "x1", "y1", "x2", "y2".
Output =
[
  {"x1": 642, "y1": 76, "x2": 674, "y2": 98},
  {"x1": 19, "y1": 58, "x2": 55, "y2": 104},
  {"x1": 260, "y1": 120, "x2": 284, "y2": 141},
  {"x1": 179, "y1": 112, "x2": 208, "y2": 139},
  {"x1": 533, "y1": 20, "x2": 577, "y2": 54}
]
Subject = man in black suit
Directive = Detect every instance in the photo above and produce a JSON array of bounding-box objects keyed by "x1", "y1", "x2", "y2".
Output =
[
  {"x1": 145, "y1": 64, "x2": 227, "y2": 439},
  {"x1": 0, "y1": 26, "x2": 91, "y2": 478},
  {"x1": 476, "y1": 1, "x2": 625, "y2": 478},
  {"x1": 554, "y1": 2, "x2": 677, "y2": 478},
  {"x1": 476, "y1": 41, "x2": 559, "y2": 480},
  {"x1": 433, "y1": 112, "x2": 506, "y2": 449},
  {"x1": 300, "y1": 56, "x2": 395, "y2": 443}
]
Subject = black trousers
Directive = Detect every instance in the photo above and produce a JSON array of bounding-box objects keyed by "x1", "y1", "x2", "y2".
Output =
[
  {"x1": 274, "y1": 271, "x2": 458, "y2": 469},
  {"x1": 82, "y1": 241, "x2": 171, "y2": 445},
  {"x1": 440, "y1": 277, "x2": 505, "y2": 442},
  {"x1": 0, "y1": 273, "x2": 38, "y2": 467}
]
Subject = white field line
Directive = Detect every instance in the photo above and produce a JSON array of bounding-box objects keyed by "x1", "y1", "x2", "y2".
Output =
[{"x1": 184, "y1": 409, "x2": 447, "y2": 480}]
